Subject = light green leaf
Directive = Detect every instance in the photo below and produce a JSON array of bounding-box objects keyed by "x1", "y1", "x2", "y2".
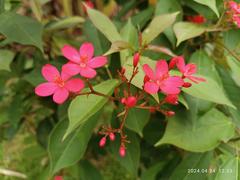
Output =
[
  {"x1": 120, "y1": 19, "x2": 138, "y2": 48},
  {"x1": 0, "y1": 12, "x2": 43, "y2": 51},
  {"x1": 227, "y1": 56, "x2": 240, "y2": 87},
  {"x1": 0, "y1": 49, "x2": 15, "y2": 71},
  {"x1": 193, "y1": 0, "x2": 219, "y2": 17},
  {"x1": 215, "y1": 156, "x2": 239, "y2": 180},
  {"x1": 104, "y1": 40, "x2": 131, "y2": 56},
  {"x1": 125, "y1": 108, "x2": 150, "y2": 137},
  {"x1": 48, "y1": 115, "x2": 98, "y2": 175},
  {"x1": 64, "y1": 79, "x2": 119, "y2": 139},
  {"x1": 44, "y1": 16, "x2": 85, "y2": 32},
  {"x1": 142, "y1": 12, "x2": 179, "y2": 44},
  {"x1": 170, "y1": 152, "x2": 213, "y2": 180},
  {"x1": 155, "y1": 0, "x2": 182, "y2": 45},
  {"x1": 86, "y1": 6, "x2": 122, "y2": 42},
  {"x1": 174, "y1": 22, "x2": 206, "y2": 46},
  {"x1": 155, "y1": 108, "x2": 235, "y2": 152},
  {"x1": 183, "y1": 76, "x2": 236, "y2": 109}
]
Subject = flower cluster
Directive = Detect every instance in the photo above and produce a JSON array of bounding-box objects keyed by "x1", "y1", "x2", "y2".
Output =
[
  {"x1": 226, "y1": 0, "x2": 240, "y2": 27},
  {"x1": 35, "y1": 43, "x2": 205, "y2": 157},
  {"x1": 35, "y1": 43, "x2": 107, "y2": 104}
]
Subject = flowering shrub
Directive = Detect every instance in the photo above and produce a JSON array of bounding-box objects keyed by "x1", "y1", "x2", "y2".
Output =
[{"x1": 0, "y1": 0, "x2": 240, "y2": 179}]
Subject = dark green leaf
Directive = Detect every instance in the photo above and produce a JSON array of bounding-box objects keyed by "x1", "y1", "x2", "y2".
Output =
[{"x1": 0, "y1": 12, "x2": 43, "y2": 51}]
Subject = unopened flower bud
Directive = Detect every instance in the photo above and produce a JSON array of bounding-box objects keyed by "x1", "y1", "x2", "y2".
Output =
[
  {"x1": 165, "y1": 111, "x2": 175, "y2": 117},
  {"x1": 165, "y1": 94, "x2": 178, "y2": 105},
  {"x1": 109, "y1": 133, "x2": 115, "y2": 141},
  {"x1": 119, "y1": 146, "x2": 126, "y2": 157},
  {"x1": 183, "y1": 82, "x2": 192, "y2": 88},
  {"x1": 144, "y1": 75, "x2": 150, "y2": 84},
  {"x1": 121, "y1": 96, "x2": 137, "y2": 108},
  {"x1": 99, "y1": 137, "x2": 106, "y2": 147},
  {"x1": 54, "y1": 176, "x2": 63, "y2": 180},
  {"x1": 149, "y1": 107, "x2": 156, "y2": 113},
  {"x1": 133, "y1": 52, "x2": 140, "y2": 67},
  {"x1": 121, "y1": 67, "x2": 126, "y2": 75}
]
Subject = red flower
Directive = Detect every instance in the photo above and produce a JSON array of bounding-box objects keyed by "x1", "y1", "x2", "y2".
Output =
[
  {"x1": 170, "y1": 56, "x2": 206, "y2": 84},
  {"x1": 35, "y1": 64, "x2": 84, "y2": 104},
  {"x1": 143, "y1": 60, "x2": 183, "y2": 95},
  {"x1": 62, "y1": 43, "x2": 107, "y2": 79}
]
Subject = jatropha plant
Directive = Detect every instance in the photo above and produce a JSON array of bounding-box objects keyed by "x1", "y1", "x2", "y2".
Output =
[
  {"x1": 35, "y1": 41, "x2": 205, "y2": 157},
  {"x1": 2, "y1": 0, "x2": 240, "y2": 179}
]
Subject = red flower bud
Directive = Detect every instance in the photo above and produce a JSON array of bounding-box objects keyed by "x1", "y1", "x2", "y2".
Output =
[
  {"x1": 133, "y1": 52, "x2": 140, "y2": 67},
  {"x1": 187, "y1": 15, "x2": 206, "y2": 24},
  {"x1": 109, "y1": 133, "x2": 115, "y2": 141},
  {"x1": 149, "y1": 107, "x2": 156, "y2": 113},
  {"x1": 55, "y1": 176, "x2": 63, "y2": 180},
  {"x1": 121, "y1": 96, "x2": 137, "y2": 108},
  {"x1": 165, "y1": 111, "x2": 175, "y2": 117},
  {"x1": 119, "y1": 146, "x2": 126, "y2": 157},
  {"x1": 99, "y1": 137, "x2": 106, "y2": 147},
  {"x1": 164, "y1": 94, "x2": 178, "y2": 105},
  {"x1": 121, "y1": 67, "x2": 126, "y2": 75},
  {"x1": 183, "y1": 82, "x2": 192, "y2": 88},
  {"x1": 144, "y1": 75, "x2": 150, "y2": 84}
]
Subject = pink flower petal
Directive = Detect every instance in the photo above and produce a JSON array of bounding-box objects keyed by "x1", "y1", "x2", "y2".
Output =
[
  {"x1": 143, "y1": 64, "x2": 155, "y2": 80},
  {"x1": 79, "y1": 42, "x2": 94, "y2": 60},
  {"x1": 160, "y1": 76, "x2": 183, "y2": 95},
  {"x1": 65, "y1": 78, "x2": 85, "y2": 92},
  {"x1": 35, "y1": 82, "x2": 57, "y2": 97},
  {"x1": 144, "y1": 81, "x2": 159, "y2": 94},
  {"x1": 53, "y1": 88, "x2": 69, "y2": 104},
  {"x1": 61, "y1": 70, "x2": 72, "y2": 81},
  {"x1": 62, "y1": 45, "x2": 80, "y2": 63},
  {"x1": 79, "y1": 67, "x2": 97, "y2": 78},
  {"x1": 88, "y1": 56, "x2": 107, "y2": 68},
  {"x1": 155, "y1": 60, "x2": 168, "y2": 79},
  {"x1": 42, "y1": 64, "x2": 60, "y2": 82},
  {"x1": 62, "y1": 63, "x2": 81, "y2": 76},
  {"x1": 188, "y1": 76, "x2": 206, "y2": 83},
  {"x1": 184, "y1": 63, "x2": 197, "y2": 76},
  {"x1": 176, "y1": 56, "x2": 186, "y2": 73}
]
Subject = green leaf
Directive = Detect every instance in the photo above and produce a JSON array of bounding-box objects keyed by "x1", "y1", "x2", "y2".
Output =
[
  {"x1": 44, "y1": 16, "x2": 85, "y2": 32},
  {"x1": 0, "y1": 49, "x2": 15, "y2": 71},
  {"x1": 174, "y1": 22, "x2": 206, "y2": 46},
  {"x1": 48, "y1": 115, "x2": 98, "y2": 175},
  {"x1": 78, "y1": 160, "x2": 103, "y2": 180},
  {"x1": 0, "y1": 12, "x2": 43, "y2": 51},
  {"x1": 86, "y1": 6, "x2": 122, "y2": 42},
  {"x1": 193, "y1": 0, "x2": 219, "y2": 17},
  {"x1": 183, "y1": 76, "x2": 236, "y2": 109},
  {"x1": 141, "y1": 162, "x2": 166, "y2": 180},
  {"x1": 125, "y1": 108, "x2": 150, "y2": 137},
  {"x1": 104, "y1": 40, "x2": 131, "y2": 56},
  {"x1": 64, "y1": 79, "x2": 119, "y2": 139},
  {"x1": 227, "y1": 56, "x2": 240, "y2": 87},
  {"x1": 110, "y1": 131, "x2": 140, "y2": 177},
  {"x1": 214, "y1": 156, "x2": 239, "y2": 180},
  {"x1": 142, "y1": 12, "x2": 179, "y2": 44},
  {"x1": 121, "y1": 19, "x2": 138, "y2": 48},
  {"x1": 170, "y1": 152, "x2": 213, "y2": 180},
  {"x1": 155, "y1": 0, "x2": 182, "y2": 45},
  {"x1": 155, "y1": 108, "x2": 235, "y2": 152}
]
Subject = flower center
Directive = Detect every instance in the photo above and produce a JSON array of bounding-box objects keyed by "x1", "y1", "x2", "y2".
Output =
[
  {"x1": 156, "y1": 80, "x2": 161, "y2": 86},
  {"x1": 80, "y1": 62, "x2": 86, "y2": 68},
  {"x1": 54, "y1": 76, "x2": 65, "y2": 87},
  {"x1": 80, "y1": 55, "x2": 88, "y2": 63}
]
